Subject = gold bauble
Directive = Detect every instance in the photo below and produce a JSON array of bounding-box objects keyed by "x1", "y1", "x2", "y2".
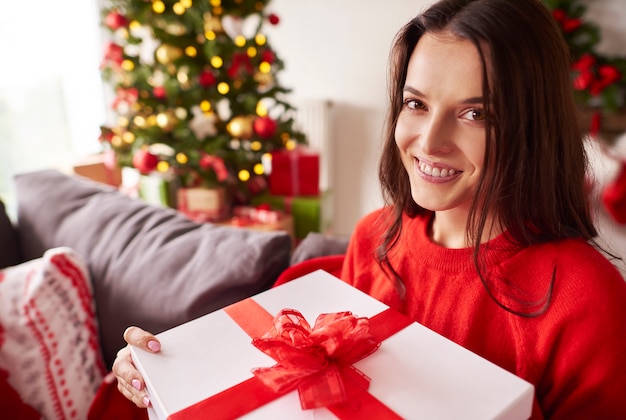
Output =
[
  {"x1": 226, "y1": 115, "x2": 254, "y2": 139},
  {"x1": 156, "y1": 44, "x2": 183, "y2": 65},
  {"x1": 254, "y1": 71, "x2": 274, "y2": 87}
]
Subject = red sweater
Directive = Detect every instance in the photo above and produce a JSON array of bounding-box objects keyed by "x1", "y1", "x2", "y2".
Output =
[{"x1": 342, "y1": 209, "x2": 626, "y2": 419}]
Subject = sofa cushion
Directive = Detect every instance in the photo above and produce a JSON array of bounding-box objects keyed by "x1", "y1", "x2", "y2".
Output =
[
  {"x1": 0, "y1": 247, "x2": 105, "y2": 419},
  {"x1": 0, "y1": 200, "x2": 21, "y2": 269},
  {"x1": 14, "y1": 169, "x2": 292, "y2": 367}
]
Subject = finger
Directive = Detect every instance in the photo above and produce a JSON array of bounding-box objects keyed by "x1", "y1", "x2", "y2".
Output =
[
  {"x1": 113, "y1": 348, "x2": 150, "y2": 408},
  {"x1": 123, "y1": 326, "x2": 161, "y2": 352},
  {"x1": 117, "y1": 377, "x2": 151, "y2": 408},
  {"x1": 103, "y1": 371, "x2": 116, "y2": 384}
]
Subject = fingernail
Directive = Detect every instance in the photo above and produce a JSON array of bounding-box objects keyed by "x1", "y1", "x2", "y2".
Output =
[
  {"x1": 143, "y1": 395, "x2": 151, "y2": 407},
  {"x1": 148, "y1": 340, "x2": 161, "y2": 352},
  {"x1": 132, "y1": 379, "x2": 142, "y2": 391}
]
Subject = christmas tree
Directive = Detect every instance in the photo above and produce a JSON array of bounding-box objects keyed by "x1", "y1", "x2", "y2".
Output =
[
  {"x1": 544, "y1": 0, "x2": 626, "y2": 114},
  {"x1": 99, "y1": 0, "x2": 306, "y2": 205}
]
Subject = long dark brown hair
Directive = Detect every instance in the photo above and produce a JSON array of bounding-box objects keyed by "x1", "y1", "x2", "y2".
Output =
[{"x1": 377, "y1": 0, "x2": 598, "y2": 316}]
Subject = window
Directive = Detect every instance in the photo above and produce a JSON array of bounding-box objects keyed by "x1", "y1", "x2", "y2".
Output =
[{"x1": 0, "y1": 0, "x2": 106, "y2": 219}]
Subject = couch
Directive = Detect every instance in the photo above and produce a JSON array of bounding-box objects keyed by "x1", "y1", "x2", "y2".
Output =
[{"x1": 0, "y1": 169, "x2": 348, "y2": 419}]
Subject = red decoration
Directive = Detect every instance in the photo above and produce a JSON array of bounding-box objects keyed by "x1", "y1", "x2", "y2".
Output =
[
  {"x1": 572, "y1": 53, "x2": 621, "y2": 96},
  {"x1": 590, "y1": 65, "x2": 621, "y2": 96},
  {"x1": 268, "y1": 13, "x2": 280, "y2": 25},
  {"x1": 247, "y1": 175, "x2": 268, "y2": 195},
  {"x1": 132, "y1": 149, "x2": 159, "y2": 174},
  {"x1": 261, "y1": 50, "x2": 275, "y2": 64},
  {"x1": 199, "y1": 154, "x2": 229, "y2": 182},
  {"x1": 227, "y1": 53, "x2": 254, "y2": 79},
  {"x1": 552, "y1": 9, "x2": 581, "y2": 33},
  {"x1": 111, "y1": 88, "x2": 138, "y2": 111},
  {"x1": 198, "y1": 70, "x2": 216, "y2": 87},
  {"x1": 590, "y1": 111, "x2": 601, "y2": 138},
  {"x1": 102, "y1": 42, "x2": 124, "y2": 68},
  {"x1": 253, "y1": 116, "x2": 277, "y2": 139},
  {"x1": 99, "y1": 130, "x2": 114, "y2": 144},
  {"x1": 104, "y1": 11, "x2": 129, "y2": 30},
  {"x1": 153, "y1": 86, "x2": 167, "y2": 99}
]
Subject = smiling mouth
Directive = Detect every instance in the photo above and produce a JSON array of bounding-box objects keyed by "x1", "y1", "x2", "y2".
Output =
[{"x1": 417, "y1": 159, "x2": 460, "y2": 178}]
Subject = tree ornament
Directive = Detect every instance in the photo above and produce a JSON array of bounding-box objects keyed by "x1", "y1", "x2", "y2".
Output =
[
  {"x1": 155, "y1": 44, "x2": 183, "y2": 65},
  {"x1": 227, "y1": 115, "x2": 254, "y2": 139},
  {"x1": 102, "y1": 42, "x2": 125, "y2": 67},
  {"x1": 199, "y1": 154, "x2": 229, "y2": 182},
  {"x1": 253, "y1": 116, "x2": 277, "y2": 139},
  {"x1": 261, "y1": 49, "x2": 275, "y2": 64},
  {"x1": 268, "y1": 13, "x2": 280, "y2": 25},
  {"x1": 153, "y1": 86, "x2": 167, "y2": 99},
  {"x1": 189, "y1": 107, "x2": 218, "y2": 139},
  {"x1": 105, "y1": 11, "x2": 129, "y2": 30},
  {"x1": 199, "y1": 69, "x2": 217, "y2": 87},
  {"x1": 133, "y1": 148, "x2": 159, "y2": 174}
]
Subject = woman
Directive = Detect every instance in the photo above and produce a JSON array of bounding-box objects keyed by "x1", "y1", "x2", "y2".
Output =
[{"x1": 112, "y1": 0, "x2": 626, "y2": 418}]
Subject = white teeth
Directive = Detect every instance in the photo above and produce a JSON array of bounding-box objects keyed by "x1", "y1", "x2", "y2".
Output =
[{"x1": 419, "y1": 161, "x2": 456, "y2": 178}]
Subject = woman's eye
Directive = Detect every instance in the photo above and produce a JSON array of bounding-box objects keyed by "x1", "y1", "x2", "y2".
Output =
[
  {"x1": 404, "y1": 99, "x2": 426, "y2": 110},
  {"x1": 463, "y1": 109, "x2": 485, "y2": 121}
]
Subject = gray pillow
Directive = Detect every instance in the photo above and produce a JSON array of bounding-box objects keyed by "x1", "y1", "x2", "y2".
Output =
[
  {"x1": 14, "y1": 169, "x2": 292, "y2": 367},
  {"x1": 291, "y1": 232, "x2": 349, "y2": 265},
  {"x1": 0, "y1": 200, "x2": 21, "y2": 269}
]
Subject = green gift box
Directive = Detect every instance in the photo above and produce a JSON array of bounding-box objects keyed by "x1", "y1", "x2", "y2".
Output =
[
  {"x1": 138, "y1": 172, "x2": 178, "y2": 208},
  {"x1": 251, "y1": 191, "x2": 332, "y2": 241}
]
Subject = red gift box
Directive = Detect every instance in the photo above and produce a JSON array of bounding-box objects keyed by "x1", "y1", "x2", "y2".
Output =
[{"x1": 269, "y1": 148, "x2": 320, "y2": 196}]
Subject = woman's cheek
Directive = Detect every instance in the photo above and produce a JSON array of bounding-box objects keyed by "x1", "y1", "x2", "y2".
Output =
[{"x1": 394, "y1": 117, "x2": 413, "y2": 150}]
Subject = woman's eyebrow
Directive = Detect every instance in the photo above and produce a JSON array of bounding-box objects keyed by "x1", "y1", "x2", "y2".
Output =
[{"x1": 403, "y1": 86, "x2": 483, "y2": 104}]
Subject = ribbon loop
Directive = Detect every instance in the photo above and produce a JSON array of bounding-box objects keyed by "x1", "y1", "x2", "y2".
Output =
[{"x1": 251, "y1": 309, "x2": 381, "y2": 410}]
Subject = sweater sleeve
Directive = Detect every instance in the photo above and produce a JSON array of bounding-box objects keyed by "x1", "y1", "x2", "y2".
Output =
[{"x1": 529, "y1": 246, "x2": 626, "y2": 419}]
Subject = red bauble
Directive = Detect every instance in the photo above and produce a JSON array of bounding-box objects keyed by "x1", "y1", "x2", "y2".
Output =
[
  {"x1": 133, "y1": 149, "x2": 159, "y2": 174},
  {"x1": 268, "y1": 13, "x2": 280, "y2": 25},
  {"x1": 105, "y1": 11, "x2": 129, "y2": 30},
  {"x1": 153, "y1": 86, "x2": 167, "y2": 99},
  {"x1": 261, "y1": 50, "x2": 275, "y2": 64},
  {"x1": 253, "y1": 116, "x2": 278, "y2": 139},
  {"x1": 199, "y1": 70, "x2": 216, "y2": 87}
]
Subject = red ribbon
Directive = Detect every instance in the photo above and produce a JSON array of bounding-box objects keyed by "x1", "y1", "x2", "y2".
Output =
[
  {"x1": 251, "y1": 308, "x2": 381, "y2": 409},
  {"x1": 170, "y1": 297, "x2": 412, "y2": 419}
]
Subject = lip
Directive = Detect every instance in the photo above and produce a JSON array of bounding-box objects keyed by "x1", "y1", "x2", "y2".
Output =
[{"x1": 414, "y1": 158, "x2": 462, "y2": 184}]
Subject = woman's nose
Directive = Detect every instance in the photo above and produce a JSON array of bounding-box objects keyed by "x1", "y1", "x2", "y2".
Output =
[{"x1": 419, "y1": 113, "x2": 454, "y2": 154}]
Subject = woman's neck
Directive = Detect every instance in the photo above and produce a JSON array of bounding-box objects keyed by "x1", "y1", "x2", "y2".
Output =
[{"x1": 430, "y1": 209, "x2": 501, "y2": 249}]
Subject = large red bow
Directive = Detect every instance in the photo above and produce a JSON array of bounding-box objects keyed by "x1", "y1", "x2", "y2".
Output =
[{"x1": 251, "y1": 309, "x2": 381, "y2": 410}]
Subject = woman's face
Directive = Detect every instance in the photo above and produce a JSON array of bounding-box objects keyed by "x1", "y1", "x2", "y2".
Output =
[{"x1": 395, "y1": 32, "x2": 488, "y2": 217}]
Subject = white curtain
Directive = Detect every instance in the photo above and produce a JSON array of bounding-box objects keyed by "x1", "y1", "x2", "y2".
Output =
[{"x1": 0, "y1": 0, "x2": 106, "y2": 219}]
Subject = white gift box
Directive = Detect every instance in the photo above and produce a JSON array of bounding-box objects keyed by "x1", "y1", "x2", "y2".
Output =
[{"x1": 131, "y1": 270, "x2": 534, "y2": 420}]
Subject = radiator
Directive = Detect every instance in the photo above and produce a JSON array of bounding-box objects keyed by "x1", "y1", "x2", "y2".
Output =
[{"x1": 291, "y1": 98, "x2": 333, "y2": 191}]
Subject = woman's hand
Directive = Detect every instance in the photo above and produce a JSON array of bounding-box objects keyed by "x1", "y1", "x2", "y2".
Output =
[{"x1": 111, "y1": 326, "x2": 161, "y2": 408}]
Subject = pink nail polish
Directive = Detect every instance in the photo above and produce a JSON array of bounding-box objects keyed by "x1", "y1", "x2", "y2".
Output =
[
  {"x1": 143, "y1": 395, "x2": 151, "y2": 407},
  {"x1": 132, "y1": 379, "x2": 142, "y2": 391},
  {"x1": 148, "y1": 340, "x2": 161, "y2": 352}
]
